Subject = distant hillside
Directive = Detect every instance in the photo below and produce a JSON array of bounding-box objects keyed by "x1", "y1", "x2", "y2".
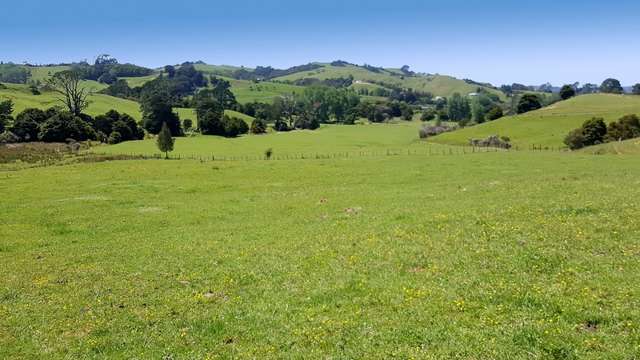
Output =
[
  {"x1": 0, "y1": 83, "x2": 250, "y2": 124},
  {"x1": 430, "y1": 94, "x2": 640, "y2": 148},
  {"x1": 270, "y1": 63, "x2": 505, "y2": 100}
]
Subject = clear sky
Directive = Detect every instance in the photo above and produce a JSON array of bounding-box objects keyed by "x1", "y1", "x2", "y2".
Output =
[{"x1": 1, "y1": 0, "x2": 638, "y2": 86}]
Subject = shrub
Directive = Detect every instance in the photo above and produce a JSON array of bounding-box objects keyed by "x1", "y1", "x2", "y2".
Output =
[
  {"x1": 564, "y1": 117, "x2": 607, "y2": 150},
  {"x1": 183, "y1": 119, "x2": 193, "y2": 131},
  {"x1": 250, "y1": 119, "x2": 267, "y2": 134},
  {"x1": 38, "y1": 112, "x2": 96, "y2": 142},
  {"x1": 264, "y1": 148, "x2": 273, "y2": 160},
  {"x1": 559, "y1": 85, "x2": 576, "y2": 100},
  {"x1": 517, "y1": 94, "x2": 542, "y2": 114},
  {"x1": 605, "y1": 114, "x2": 640, "y2": 142},
  {"x1": 420, "y1": 109, "x2": 436, "y2": 121},
  {"x1": 0, "y1": 131, "x2": 20, "y2": 144},
  {"x1": 485, "y1": 106, "x2": 504, "y2": 120},
  {"x1": 564, "y1": 128, "x2": 586, "y2": 150},
  {"x1": 469, "y1": 135, "x2": 512, "y2": 149},
  {"x1": 107, "y1": 131, "x2": 123, "y2": 144},
  {"x1": 273, "y1": 119, "x2": 290, "y2": 132},
  {"x1": 222, "y1": 116, "x2": 249, "y2": 137},
  {"x1": 418, "y1": 124, "x2": 455, "y2": 139},
  {"x1": 11, "y1": 108, "x2": 48, "y2": 142},
  {"x1": 199, "y1": 110, "x2": 224, "y2": 135}
]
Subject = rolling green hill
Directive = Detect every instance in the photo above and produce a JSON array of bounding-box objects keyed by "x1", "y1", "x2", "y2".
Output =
[
  {"x1": 271, "y1": 63, "x2": 505, "y2": 100},
  {"x1": 430, "y1": 94, "x2": 640, "y2": 148},
  {"x1": 579, "y1": 137, "x2": 640, "y2": 155},
  {"x1": 0, "y1": 83, "x2": 250, "y2": 125}
]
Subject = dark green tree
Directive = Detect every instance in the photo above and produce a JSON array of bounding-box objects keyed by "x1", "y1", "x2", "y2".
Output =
[
  {"x1": 140, "y1": 85, "x2": 182, "y2": 135},
  {"x1": 12, "y1": 108, "x2": 48, "y2": 141},
  {"x1": 517, "y1": 94, "x2": 542, "y2": 114},
  {"x1": 485, "y1": 106, "x2": 503, "y2": 120},
  {"x1": 447, "y1": 93, "x2": 471, "y2": 122},
  {"x1": 156, "y1": 122, "x2": 174, "y2": 159},
  {"x1": 38, "y1": 112, "x2": 96, "y2": 142},
  {"x1": 0, "y1": 99, "x2": 14, "y2": 133},
  {"x1": 632, "y1": 84, "x2": 640, "y2": 95},
  {"x1": 250, "y1": 119, "x2": 267, "y2": 134},
  {"x1": 600, "y1": 78, "x2": 623, "y2": 94},
  {"x1": 559, "y1": 85, "x2": 576, "y2": 100},
  {"x1": 605, "y1": 114, "x2": 640, "y2": 141}
]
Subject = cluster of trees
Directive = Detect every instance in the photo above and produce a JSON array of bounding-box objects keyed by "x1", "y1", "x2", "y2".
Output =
[
  {"x1": 0, "y1": 63, "x2": 31, "y2": 84},
  {"x1": 564, "y1": 114, "x2": 640, "y2": 150},
  {"x1": 501, "y1": 78, "x2": 631, "y2": 97},
  {"x1": 0, "y1": 100, "x2": 143, "y2": 144},
  {"x1": 232, "y1": 63, "x2": 322, "y2": 81},
  {"x1": 71, "y1": 55, "x2": 153, "y2": 84},
  {"x1": 293, "y1": 76, "x2": 354, "y2": 88},
  {"x1": 102, "y1": 63, "x2": 209, "y2": 106}
]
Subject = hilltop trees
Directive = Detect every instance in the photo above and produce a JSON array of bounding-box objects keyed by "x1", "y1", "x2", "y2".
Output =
[
  {"x1": 600, "y1": 78, "x2": 623, "y2": 94},
  {"x1": 517, "y1": 94, "x2": 542, "y2": 114},
  {"x1": 0, "y1": 63, "x2": 30, "y2": 84},
  {"x1": 632, "y1": 84, "x2": 640, "y2": 95},
  {"x1": 560, "y1": 85, "x2": 576, "y2": 100},
  {"x1": 48, "y1": 70, "x2": 91, "y2": 116}
]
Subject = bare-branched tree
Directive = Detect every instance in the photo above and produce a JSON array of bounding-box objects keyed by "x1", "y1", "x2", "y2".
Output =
[{"x1": 48, "y1": 70, "x2": 91, "y2": 115}]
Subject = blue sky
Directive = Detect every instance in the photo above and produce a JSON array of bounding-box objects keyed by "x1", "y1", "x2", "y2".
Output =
[{"x1": 1, "y1": 0, "x2": 639, "y2": 85}]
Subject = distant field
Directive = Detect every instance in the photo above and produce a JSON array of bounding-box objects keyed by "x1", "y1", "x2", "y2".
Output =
[
  {"x1": 2, "y1": 151, "x2": 640, "y2": 358},
  {"x1": 431, "y1": 94, "x2": 640, "y2": 148},
  {"x1": 93, "y1": 121, "x2": 428, "y2": 158},
  {"x1": 272, "y1": 64, "x2": 505, "y2": 100},
  {"x1": 122, "y1": 74, "x2": 159, "y2": 87}
]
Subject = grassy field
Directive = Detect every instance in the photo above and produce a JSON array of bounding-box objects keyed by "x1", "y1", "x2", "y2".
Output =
[
  {"x1": 579, "y1": 138, "x2": 640, "y2": 155},
  {"x1": 93, "y1": 121, "x2": 427, "y2": 158},
  {"x1": 431, "y1": 94, "x2": 640, "y2": 148},
  {"x1": 1, "y1": 150, "x2": 639, "y2": 358}
]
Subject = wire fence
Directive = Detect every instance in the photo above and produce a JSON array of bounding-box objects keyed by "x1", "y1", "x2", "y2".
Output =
[{"x1": 89, "y1": 144, "x2": 568, "y2": 163}]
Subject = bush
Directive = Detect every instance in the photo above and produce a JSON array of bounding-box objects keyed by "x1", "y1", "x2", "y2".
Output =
[
  {"x1": 250, "y1": 119, "x2": 267, "y2": 134},
  {"x1": 10, "y1": 108, "x2": 48, "y2": 142},
  {"x1": 485, "y1": 106, "x2": 504, "y2": 121},
  {"x1": 418, "y1": 124, "x2": 455, "y2": 139},
  {"x1": 0, "y1": 131, "x2": 20, "y2": 144},
  {"x1": 420, "y1": 109, "x2": 436, "y2": 121},
  {"x1": 517, "y1": 94, "x2": 542, "y2": 114},
  {"x1": 273, "y1": 119, "x2": 290, "y2": 132},
  {"x1": 564, "y1": 128, "x2": 586, "y2": 150},
  {"x1": 108, "y1": 131, "x2": 123, "y2": 144},
  {"x1": 183, "y1": 119, "x2": 193, "y2": 131},
  {"x1": 559, "y1": 85, "x2": 576, "y2": 100},
  {"x1": 199, "y1": 110, "x2": 224, "y2": 135},
  {"x1": 38, "y1": 112, "x2": 96, "y2": 142},
  {"x1": 605, "y1": 114, "x2": 640, "y2": 142},
  {"x1": 222, "y1": 116, "x2": 249, "y2": 137},
  {"x1": 469, "y1": 135, "x2": 512, "y2": 149},
  {"x1": 564, "y1": 117, "x2": 607, "y2": 150}
]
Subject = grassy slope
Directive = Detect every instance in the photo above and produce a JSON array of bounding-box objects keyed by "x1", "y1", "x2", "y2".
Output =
[
  {"x1": 579, "y1": 138, "x2": 640, "y2": 155},
  {"x1": 0, "y1": 84, "x2": 249, "y2": 125},
  {"x1": 272, "y1": 64, "x2": 505, "y2": 100},
  {"x1": 431, "y1": 94, "x2": 640, "y2": 148},
  {"x1": 94, "y1": 121, "x2": 426, "y2": 158},
  {"x1": 2, "y1": 152, "x2": 640, "y2": 358}
]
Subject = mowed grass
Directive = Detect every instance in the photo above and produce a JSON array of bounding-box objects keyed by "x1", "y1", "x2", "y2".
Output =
[
  {"x1": 93, "y1": 121, "x2": 428, "y2": 158},
  {"x1": 431, "y1": 94, "x2": 640, "y2": 148},
  {"x1": 1, "y1": 151, "x2": 640, "y2": 358}
]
